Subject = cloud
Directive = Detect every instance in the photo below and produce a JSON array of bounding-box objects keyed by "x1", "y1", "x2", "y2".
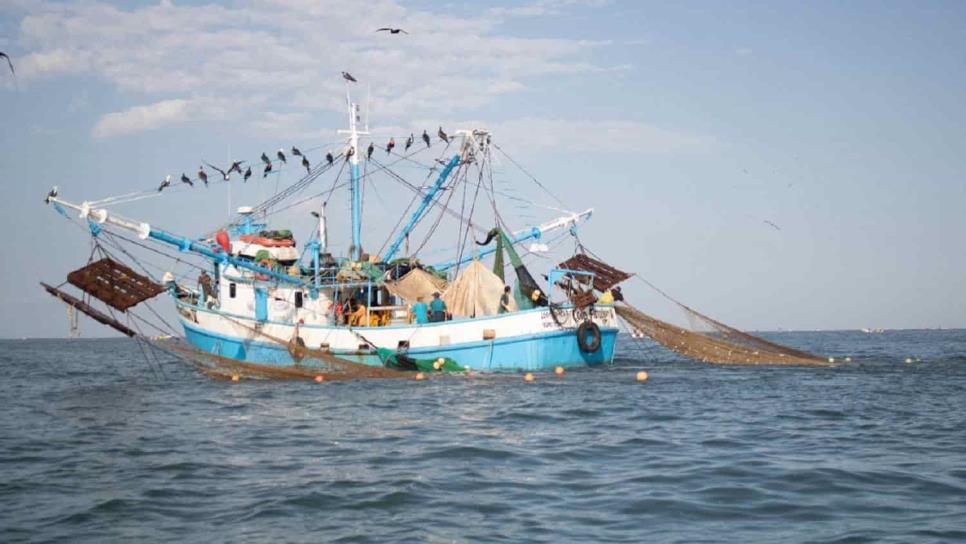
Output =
[
  {"x1": 92, "y1": 98, "x2": 191, "y2": 138},
  {"x1": 12, "y1": 0, "x2": 617, "y2": 137}
]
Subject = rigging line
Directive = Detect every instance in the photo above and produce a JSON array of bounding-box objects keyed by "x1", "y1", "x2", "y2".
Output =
[
  {"x1": 260, "y1": 180, "x2": 351, "y2": 218},
  {"x1": 457, "y1": 160, "x2": 486, "y2": 268},
  {"x1": 322, "y1": 157, "x2": 349, "y2": 205},
  {"x1": 492, "y1": 143, "x2": 567, "y2": 208},
  {"x1": 101, "y1": 228, "x2": 209, "y2": 273},
  {"x1": 411, "y1": 164, "x2": 463, "y2": 259}
]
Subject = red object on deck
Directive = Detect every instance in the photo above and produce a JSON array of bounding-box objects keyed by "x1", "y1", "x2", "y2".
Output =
[{"x1": 215, "y1": 230, "x2": 230, "y2": 253}]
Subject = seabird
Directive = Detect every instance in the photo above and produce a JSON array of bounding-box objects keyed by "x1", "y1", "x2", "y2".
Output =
[
  {"x1": 277, "y1": 148, "x2": 287, "y2": 164},
  {"x1": 198, "y1": 166, "x2": 209, "y2": 187},
  {"x1": 366, "y1": 142, "x2": 374, "y2": 160},
  {"x1": 180, "y1": 173, "x2": 193, "y2": 187},
  {"x1": 243, "y1": 166, "x2": 252, "y2": 182},
  {"x1": 228, "y1": 160, "x2": 244, "y2": 175},
  {"x1": 376, "y1": 27, "x2": 408, "y2": 35},
  {"x1": 438, "y1": 126, "x2": 449, "y2": 144},
  {"x1": 204, "y1": 161, "x2": 230, "y2": 181},
  {"x1": 261, "y1": 152, "x2": 271, "y2": 165},
  {"x1": 405, "y1": 133, "x2": 414, "y2": 152},
  {"x1": 301, "y1": 155, "x2": 311, "y2": 174},
  {"x1": 326, "y1": 151, "x2": 334, "y2": 165},
  {"x1": 345, "y1": 147, "x2": 354, "y2": 161},
  {"x1": 263, "y1": 162, "x2": 273, "y2": 177},
  {"x1": 291, "y1": 146, "x2": 302, "y2": 157},
  {"x1": 342, "y1": 71, "x2": 357, "y2": 83},
  {"x1": 386, "y1": 137, "x2": 395, "y2": 154},
  {"x1": 0, "y1": 51, "x2": 13, "y2": 77},
  {"x1": 158, "y1": 175, "x2": 172, "y2": 192},
  {"x1": 310, "y1": 211, "x2": 320, "y2": 218},
  {"x1": 422, "y1": 130, "x2": 430, "y2": 148},
  {"x1": 763, "y1": 219, "x2": 781, "y2": 231},
  {"x1": 45, "y1": 186, "x2": 58, "y2": 204}
]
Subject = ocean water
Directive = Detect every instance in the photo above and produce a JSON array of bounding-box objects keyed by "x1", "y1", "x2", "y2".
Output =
[{"x1": 1, "y1": 331, "x2": 965, "y2": 543}]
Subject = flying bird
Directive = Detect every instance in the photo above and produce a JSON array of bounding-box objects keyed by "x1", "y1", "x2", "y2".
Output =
[
  {"x1": 180, "y1": 173, "x2": 193, "y2": 187},
  {"x1": 376, "y1": 27, "x2": 408, "y2": 35},
  {"x1": 310, "y1": 211, "x2": 320, "y2": 218},
  {"x1": 422, "y1": 130, "x2": 430, "y2": 148},
  {"x1": 301, "y1": 155, "x2": 311, "y2": 174},
  {"x1": 325, "y1": 151, "x2": 334, "y2": 165},
  {"x1": 204, "y1": 161, "x2": 230, "y2": 181},
  {"x1": 158, "y1": 175, "x2": 172, "y2": 192},
  {"x1": 763, "y1": 219, "x2": 781, "y2": 231},
  {"x1": 261, "y1": 152, "x2": 271, "y2": 165},
  {"x1": 228, "y1": 160, "x2": 244, "y2": 175},
  {"x1": 198, "y1": 166, "x2": 209, "y2": 187},
  {"x1": 437, "y1": 126, "x2": 449, "y2": 144},
  {"x1": 386, "y1": 137, "x2": 395, "y2": 154},
  {"x1": 342, "y1": 71, "x2": 357, "y2": 83},
  {"x1": 263, "y1": 162, "x2": 273, "y2": 177},
  {"x1": 405, "y1": 133, "x2": 414, "y2": 152},
  {"x1": 277, "y1": 148, "x2": 287, "y2": 163},
  {"x1": 243, "y1": 166, "x2": 252, "y2": 182},
  {"x1": 291, "y1": 146, "x2": 302, "y2": 157},
  {"x1": 366, "y1": 142, "x2": 374, "y2": 160},
  {"x1": 0, "y1": 51, "x2": 13, "y2": 77}
]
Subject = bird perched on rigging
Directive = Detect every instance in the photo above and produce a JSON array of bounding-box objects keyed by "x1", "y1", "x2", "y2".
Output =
[
  {"x1": 204, "y1": 161, "x2": 230, "y2": 181},
  {"x1": 180, "y1": 173, "x2": 193, "y2": 187},
  {"x1": 228, "y1": 160, "x2": 244, "y2": 175},
  {"x1": 422, "y1": 130, "x2": 430, "y2": 148},
  {"x1": 243, "y1": 166, "x2": 252, "y2": 182},
  {"x1": 277, "y1": 148, "x2": 287, "y2": 164},
  {"x1": 386, "y1": 137, "x2": 395, "y2": 154},
  {"x1": 342, "y1": 71, "x2": 357, "y2": 83},
  {"x1": 326, "y1": 151, "x2": 334, "y2": 165},
  {"x1": 0, "y1": 51, "x2": 14, "y2": 77},
  {"x1": 438, "y1": 127, "x2": 449, "y2": 144},
  {"x1": 376, "y1": 27, "x2": 408, "y2": 34},
  {"x1": 198, "y1": 166, "x2": 209, "y2": 187},
  {"x1": 158, "y1": 175, "x2": 172, "y2": 192},
  {"x1": 301, "y1": 155, "x2": 311, "y2": 174},
  {"x1": 261, "y1": 152, "x2": 271, "y2": 165},
  {"x1": 291, "y1": 146, "x2": 302, "y2": 157},
  {"x1": 366, "y1": 142, "x2": 374, "y2": 160},
  {"x1": 345, "y1": 147, "x2": 355, "y2": 161},
  {"x1": 45, "y1": 186, "x2": 58, "y2": 204},
  {"x1": 405, "y1": 133, "x2": 414, "y2": 152},
  {"x1": 263, "y1": 162, "x2": 273, "y2": 178}
]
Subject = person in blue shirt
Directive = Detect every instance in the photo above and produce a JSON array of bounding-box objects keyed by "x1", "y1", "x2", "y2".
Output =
[
  {"x1": 411, "y1": 297, "x2": 429, "y2": 324},
  {"x1": 429, "y1": 292, "x2": 447, "y2": 322}
]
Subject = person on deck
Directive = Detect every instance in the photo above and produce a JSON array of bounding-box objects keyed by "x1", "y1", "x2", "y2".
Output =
[
  {"x1": 411, "y1": 297, "x2": 429, "y2": 324},
  {"x1": 429, "y1": 292, "x2": 447, "y2": 322},
  {"x1": 499, "y1": 286, "x2": 512, "y2": 314},
  {"x1": 198, "y1": 270, "x2": 216, "y2": 307}
]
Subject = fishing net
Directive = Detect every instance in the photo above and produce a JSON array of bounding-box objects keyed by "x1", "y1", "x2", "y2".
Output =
[{"x1": 616, "y1": 303, "x2": 827, "y2": 365}]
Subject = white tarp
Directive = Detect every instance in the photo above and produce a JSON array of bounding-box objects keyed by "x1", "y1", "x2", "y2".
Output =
[{"x1": 442, "y1": 260, "x2": 509, "y2": 317}]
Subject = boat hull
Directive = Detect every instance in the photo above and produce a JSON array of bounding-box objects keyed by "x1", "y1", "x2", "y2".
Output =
[{"x1": 177, "y1": 302, "x2": 618, "y2": 371}]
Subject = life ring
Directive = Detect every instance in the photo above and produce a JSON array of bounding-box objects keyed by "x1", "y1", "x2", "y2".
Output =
[
  {"x1": 254, "y1": 258, "x2": 272, "y2": 281},
  {"x1": 576, "y1": 321, "x2": 601, "y2": 353}
]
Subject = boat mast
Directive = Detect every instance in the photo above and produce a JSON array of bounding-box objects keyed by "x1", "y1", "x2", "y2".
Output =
[{"x1": 337, "y1": 89, "x2": 367, "y2": 261}]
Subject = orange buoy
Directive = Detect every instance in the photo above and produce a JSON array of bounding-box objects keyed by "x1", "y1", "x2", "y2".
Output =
[
  {"x1": 554, "y1": 366, "x2": 565, "y2": 376},
  {"x1": 415, "y1": 372, "x2": 425, "y2": 380},
  {"x1": 314, "y1": 375, "x2": 324, "y2": 383},
  {"x1": 636, "y1": 370, "x2": 649, "y2": 382},
  {"x1": 230, "y1": 374, "x2": 240, "y2": 382},
  {"x1": 524, "y1": 372, "x2": 535, "y2": 382}
]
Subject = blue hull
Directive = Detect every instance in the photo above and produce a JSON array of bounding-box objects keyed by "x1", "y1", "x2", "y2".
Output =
[{"x1": 181, "y1": 321, "x2": 617, "y2": 372}]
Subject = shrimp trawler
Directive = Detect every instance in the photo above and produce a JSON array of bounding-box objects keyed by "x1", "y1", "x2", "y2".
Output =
[
  {"x1": 41, "y1": 90, "x2": 635, "y2": 375},
  {"x1": 42, "y1": 88, "x2": 828, "y2": 377}
]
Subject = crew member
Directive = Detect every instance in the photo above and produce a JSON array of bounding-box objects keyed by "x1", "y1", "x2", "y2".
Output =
[
  {"x1": 411, "y1": 296, "x2": 429, "y2": 324},
  {"x1": 429, "y1": 292, "x2": 447, "y2": 322},
  {"x1": 499, "y1": 286, "x2": 512, "y2": 314}
]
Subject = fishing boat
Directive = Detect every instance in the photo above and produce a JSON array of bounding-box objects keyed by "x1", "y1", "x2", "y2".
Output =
[{"x1": 42, "y1": 90, "x2": 633, "y2": 374}]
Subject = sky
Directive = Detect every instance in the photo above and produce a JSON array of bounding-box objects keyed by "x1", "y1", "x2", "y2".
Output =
[{"x1": 1, "y1": 0, "x2": 964, "y2": 338}]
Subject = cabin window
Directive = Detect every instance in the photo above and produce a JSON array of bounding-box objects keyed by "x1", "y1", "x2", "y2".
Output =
[
  {"x1": 295, "y1": 291, "x2": 304, "y2": 308},
  {"x1": 229, "y1": 283, "x2": 236, "y2": 298}
]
